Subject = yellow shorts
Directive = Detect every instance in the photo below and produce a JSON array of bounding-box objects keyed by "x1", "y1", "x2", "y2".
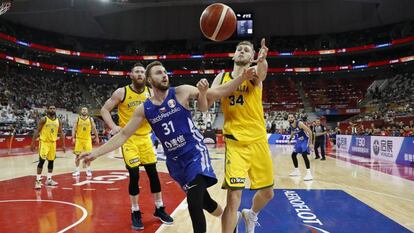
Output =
[
  {"x1": 222, "y1": 138, "x2": 274, "y2": 190},
  {"x1": 121, "y1": 134, "x2": 156, "y2": 168},
  {"x1": 74, "y1": 138, "x2": 92, "y2": 154},
  {"x1": 39, "y1": 140, "x2": 56, "y2": 161}
]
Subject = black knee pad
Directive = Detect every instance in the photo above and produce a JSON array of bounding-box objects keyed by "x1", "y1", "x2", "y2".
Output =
[
  {"x1": 128, "y1": 166, "x2": 140, "y2": 196},
  {"x1": 37, "y1": 157, "x2": 46, "y2": 169},
  {"x1": 144, "y1": 164, "x2": 161, "y2": 193},
  {"x1": 47, "y1": 160, "x2": 54, "y2": 170}
]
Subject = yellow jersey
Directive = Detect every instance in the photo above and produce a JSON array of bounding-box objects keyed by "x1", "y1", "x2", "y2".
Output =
[
  {"x1": 76, "y1": 116, "x2": 92, "y2": 140},
  {"x1": 118, "y1": 85, "x2": 152, "y2": 135},
  {"x1": 39, "y1": 116, "x2": 59, "y2": 142},
  {"x1": 221, "y1": 72, "x2": 267, "y2": 143}
]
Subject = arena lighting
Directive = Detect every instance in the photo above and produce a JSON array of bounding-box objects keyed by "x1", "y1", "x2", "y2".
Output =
[
  {"x1": 1, "y1": 32, "x2": 414, "y2": 61},
  {"x1": 0, "y1": 53, "x2": 413, "y2": 76}
]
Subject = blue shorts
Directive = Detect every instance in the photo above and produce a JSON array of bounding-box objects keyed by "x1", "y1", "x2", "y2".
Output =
[
  {"x1": 166, "y1": 147, "x2": 217, "y2": 191},
  {"x1": 294, "y1": 139, "x2": 309, "y2": 154}
]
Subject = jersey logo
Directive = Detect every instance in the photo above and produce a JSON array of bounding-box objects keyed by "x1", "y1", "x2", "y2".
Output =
[
  {"x1": 229, "y1": 177, "x2": 245, "y2": 184},
  {"x1": 168, "y1": 99, "x2": 176, "y2": 108},
  {"x1": 160, "y1": 107, "x2": 167, "y2": 113}
]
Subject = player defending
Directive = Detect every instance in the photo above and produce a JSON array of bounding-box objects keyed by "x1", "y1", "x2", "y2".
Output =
[
  {"x1": 31, "y1": 105, "x2": 66, "y2": 189},
  {"x1": 72, "y1": 107, "x2": 99, "y2": 177},
  {"x1": 288, "y1": 113, "x2": 314, "y2": 181}
]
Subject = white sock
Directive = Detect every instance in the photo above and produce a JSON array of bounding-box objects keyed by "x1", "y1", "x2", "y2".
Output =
[
  {"x1": 87, "y1": 166, "x2": 91, "y2": 172},
  {"x1": 250, "y1": 209, "x2": 259, "y2": 219},
  {"x1": 155, "y1": 199, "x2": 164, "y2": 208},
  {"x1": 47, "y1": 173, "x2": 52, "y2": 180},
  {"x1": 131, "y1": 204, "x2": 139, "y2": 212},
  {"x1": 36, "y1": 175, "x2": 41, "y2": 181},
  {"x1": 306, "y1": 169, "x2": 311, "y2": 174},
  {"x1": 75, "y1": 167, "x2": 80, "y2": 172}
]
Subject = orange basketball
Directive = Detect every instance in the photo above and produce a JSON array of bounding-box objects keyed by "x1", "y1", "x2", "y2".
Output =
[{"x1": 200, "y1": 3, "x2": 237, "y2": 41}]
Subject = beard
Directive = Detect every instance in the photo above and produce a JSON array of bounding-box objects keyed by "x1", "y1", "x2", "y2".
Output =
[
  {"x1": 153, "y1": 82, "x2": 170, "y2": 91},
  {"x1": 49, "y1": 112, "x2": 56, "y2": 117},
  {"x1": 82, "y1": 112, "x2": 87, "y2": 116},
  {"x1": 132, "y1": 79, "x2": 146, "y2": 87}
]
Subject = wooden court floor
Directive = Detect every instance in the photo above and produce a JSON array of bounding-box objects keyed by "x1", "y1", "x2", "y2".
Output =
[{"x1": 0, "y1": 145, "x2": 413, "y2": 233}]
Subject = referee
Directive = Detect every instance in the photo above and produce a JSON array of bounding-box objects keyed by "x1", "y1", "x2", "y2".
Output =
[{"x1": 312, "y1": 119, "x2": 327, "y2": 160}]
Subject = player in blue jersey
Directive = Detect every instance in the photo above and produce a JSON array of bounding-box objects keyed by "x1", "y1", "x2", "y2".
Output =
[
  {"x1": 78, "y1": 61, "x2": 256, "y2": 233},
  {"x1": 287, "y1": 113, "x2": 314, "y2": 181}
]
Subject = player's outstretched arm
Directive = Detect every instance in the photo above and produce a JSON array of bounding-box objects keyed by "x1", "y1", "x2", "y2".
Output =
[
  {"x1": 207, "y1": 67, "x2": 256, "y2": 105},
  {"x1": 196, "y1": 79, "x2": 209, "y2": 112},
  {"x1": 175, "y1": 79, "x2": 209, "y2": 112},
  {"x1": 252, "y1": 38, "x2": 269, "y2": 83},
  {"x1": 78, "y1": 105, "x2": 145, "y2": 163}
]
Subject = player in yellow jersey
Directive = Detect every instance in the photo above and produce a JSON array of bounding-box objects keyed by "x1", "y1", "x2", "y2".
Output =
[
  {"x1": 100, "y1": 63, "x2": 173, "y2": 230},
  {"x1": 72, "y1": 107, "x2": 99, "y2": 177},
  {"x1": 31, "y1": 105, "x2": 66, "y2": 189},
  {"x1": 211, "y1": 39, "x2": 274, "y2": 233}
]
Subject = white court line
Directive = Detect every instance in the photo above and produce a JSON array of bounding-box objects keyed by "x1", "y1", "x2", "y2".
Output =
[
  {"x1": 155, "y1": 198, "x2": 187, "y2": 233},
  {"x1": 61, "y1": 187, "x2": 73, "y2": 190},
  {"x1": 106, "y1": 188, "x2": 120, "y2": 191},
  {"x1": 0, "y1": 199, "x2": 88, "y2": 233},
  {"x1": 82, "y1": 188, "x2": 96, "y2": 191}
]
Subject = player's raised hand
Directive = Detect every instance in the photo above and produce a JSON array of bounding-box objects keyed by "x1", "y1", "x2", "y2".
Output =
[
  {"x1": 197, "y1": 79, "x2": 209, "y2": 94},
  {"x1": 251, "y1": 38, "x2": 269, "y2": 63},
  {"x1": 241, "y1": 67, "x2": 257, "y2": 81}
]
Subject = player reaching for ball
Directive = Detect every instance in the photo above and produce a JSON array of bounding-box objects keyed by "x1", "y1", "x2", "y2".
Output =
[
  {"x1": 78, "y1": 61, "x2": 257, "y2": 233},
  {"x1": 211, "y1": 39, "x2": 274, "y2": 233}
]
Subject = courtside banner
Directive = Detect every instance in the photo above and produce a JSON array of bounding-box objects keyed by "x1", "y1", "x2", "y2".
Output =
[
  {"x1": 349, "y1": 135, "x2": 371, "y2": 158},
  {"x1": 267, "y1": 134, "x2": 297, "y2": 144},
  {"x1": 371, "y1": 136, "x2": 414, "y2": 165},
  {"x1": 336, "y1": 135, "x2": 352, "y2": 153},
  {"x1": 336, "y1": 135, "x2": 414, "y2": 165}
]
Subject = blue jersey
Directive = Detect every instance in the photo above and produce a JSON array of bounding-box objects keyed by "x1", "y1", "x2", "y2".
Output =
[
  {"x1": 143, "y1": 87, "x2": 216, "y2": 190},
  {"x1": 289, "y1": 121, "x2": 309, "y2": 153},
  {"x1": 144, "y1": 87, "x2": 205, "y2": 156}
]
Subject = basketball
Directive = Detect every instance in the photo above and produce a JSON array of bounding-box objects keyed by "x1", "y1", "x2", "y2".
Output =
[
  {"x1": 0, "y1": 0, "x2": 12, "y2": 16},
  {"x1": 200, "y1": 3, "x2": 237, "y2": 41}
]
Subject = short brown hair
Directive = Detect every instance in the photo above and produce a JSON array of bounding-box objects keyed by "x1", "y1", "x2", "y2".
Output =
[
  {"x1": 145, "y1": 61, "x2": 163, "y2": 78},
  {"x1": 131, "y1": 62, "x2": 144, "y2": 72},
  {"x1": 237, "y1": 41, "x2": 254, "y2": 50}
]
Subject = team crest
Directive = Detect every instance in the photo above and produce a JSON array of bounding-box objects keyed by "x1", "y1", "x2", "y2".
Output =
[{"x1": 168, "y1": 99, "x2": 176, "y2": 108}]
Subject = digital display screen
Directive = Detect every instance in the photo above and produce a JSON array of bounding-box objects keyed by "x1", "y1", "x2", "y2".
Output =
[{"x1": 236, "y1": 13, "x2": 253, "y2": 37}]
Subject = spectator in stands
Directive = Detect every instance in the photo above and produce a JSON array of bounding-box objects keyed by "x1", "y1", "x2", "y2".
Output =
[{"x1": 402, "y1": 126, "x2": 413, "y2": 137}]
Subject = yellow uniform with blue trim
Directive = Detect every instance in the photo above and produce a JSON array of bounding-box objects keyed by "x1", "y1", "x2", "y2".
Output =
[
  {"x1": 220, "y1": 72, "x2": 274, "y2": 190},
  {"x1": 74, "y1": 116, "x2": 93, "y2": 154},
  {"x1": 39, "y1": 116, "x2": 59, "y2": 161},
  {"x1": 118, "y1": 85, "x2": 155, "y2": 168}
]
